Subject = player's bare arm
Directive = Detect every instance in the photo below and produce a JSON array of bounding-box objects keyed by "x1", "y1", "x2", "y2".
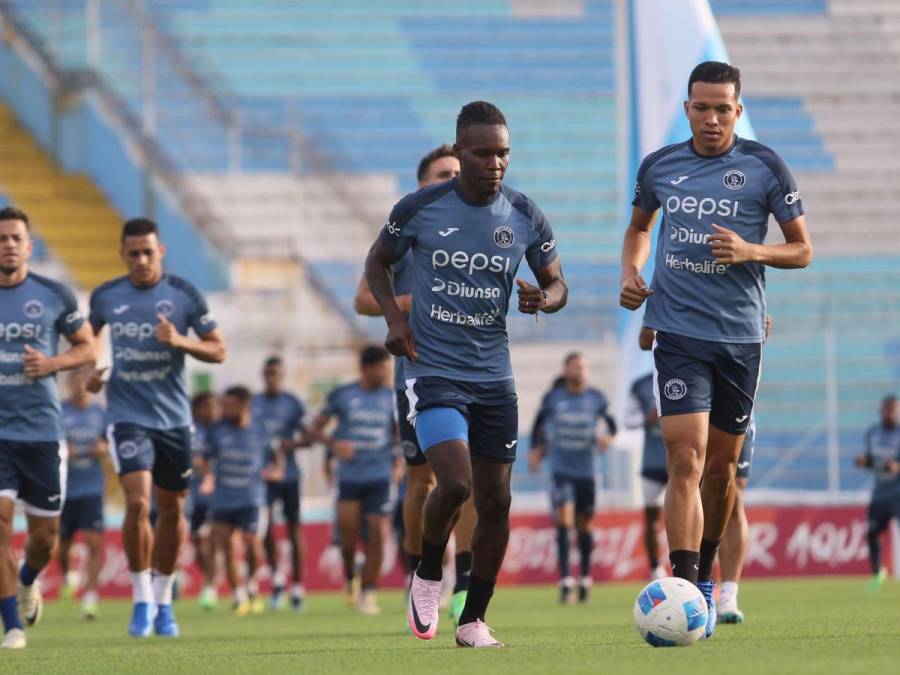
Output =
[
  {"x1": 353, "y1": 275, "x2": 412, "y2": 316},
  {"x1": 709, "y1": 215, "x2": 812, "y2": 268},
  {"x1": 619, "y1": 205, "x2": 658, "y2": 310},
  {"x1": 364, "y1": 238, "x2": 417, "y2": 361},
  {"x1": 155, "y1": 317, "x2": 226, "y2": 363},
  {"x1": 518, "y1": 258, "x2": 567, "y2": 315},
  {"x1": 22, "y1": 322, "x2": 95, "y2": 379}
]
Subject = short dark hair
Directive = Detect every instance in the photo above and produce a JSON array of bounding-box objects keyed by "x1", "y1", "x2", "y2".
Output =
[
  {"x1": 563, "y1": 351, "x2": 583, "y2": 366},
  {"x1": 360, "y1": 345, "x2": 390, "y2": 368},
  {"x1": 416, "y1": 144, "x2": 456, "y2": 182},
  {"x1": 191, "y1": 392, "x2": 214, "y2": 410},
  {"x1": 456, "y1": 101, "x2": 507, "y2": 137},
  {"x1": 884, "y1": 394, "x2": 897, "y2": 407},
  {"x1": 263, "y1": 356, "x2": 283, "y2": 370},
  {"x1": 688, "y1": 61, "x2": 741, "y2": 99},
  {"x1": 0, "y1": 206, "x2": 30, "y2": 230},
  {"x1": 224, "y1": 385, "x2": 252, "y2": 403},
  {"x1": 122, "y1": 217, "x2": 159, "y2": 243}
]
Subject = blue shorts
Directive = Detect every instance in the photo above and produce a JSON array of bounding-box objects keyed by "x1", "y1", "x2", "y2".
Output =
[
  {"x1": 214, "y1": 504, "x2": 265, "y2": 534},
  {"x1": 0, "y1": 439, "x2": 67, "y2": 516},
  {"x1": 736, "y1": 420, "x2": 755, "y2": 480},
  {"x1": 266, "y1": 479, "x2": 302, "y2": 523},
  {"x1": 867, "y1": 497, "x2": 900, "y2": 534},
  {"x1": 59, "y1": 494, "x2": 104, "y2": 539},
  {"x1": 405, "y1": 376, "x2": 519, "y2": 463},
  {"x1": 338, "y1": 480, "x2": 393, "y2": 517},
  {"x1": 551, "y1": 474, "x2": 596, "y2": 515},
  {"x1": 108, "y1": 423, "x2": 193, "y2": 491},
  {"x1": 652, "y1": 331, "x2": 761, "y2": 435},
  {"x1": 395, "y1": 390, "x2": 426, "y2": 466},
  {"x1": 189, "y1": 497, "x2": 211, "y2": 535}
]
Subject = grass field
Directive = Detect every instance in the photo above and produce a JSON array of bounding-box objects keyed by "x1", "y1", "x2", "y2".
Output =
[{"x1": 2, "y1": 578, "x2": 899, "y2": 674}]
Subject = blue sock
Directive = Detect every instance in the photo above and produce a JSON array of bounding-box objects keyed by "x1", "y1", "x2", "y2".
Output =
[
  {"x1": 0, "y1": 595, "x2": 22, "y2": 632},
  {"x1": 19, "y1": 562, "x2": 40, "y2": 587}
]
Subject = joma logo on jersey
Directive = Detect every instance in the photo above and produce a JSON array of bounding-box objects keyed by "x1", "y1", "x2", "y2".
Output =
[
  {"x1": 666, "y1": 195, "x2": 739, "y2": 220},
  {"x1": 110, "y1": 321, "x2": 156, "y2": 341},
  {"x1": 432, "y1": 249, "x2": 511, "y2": 276},
  {"x1": 0, "y1": 322, "x2": 44, "y2": 341}
]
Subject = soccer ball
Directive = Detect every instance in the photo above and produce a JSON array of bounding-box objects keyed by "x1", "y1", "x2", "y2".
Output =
[{"x1": 633, "y1": 577, "x2": 708, "y2": 647}]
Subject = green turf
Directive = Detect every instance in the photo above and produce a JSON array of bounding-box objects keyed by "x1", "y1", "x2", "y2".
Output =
[{"x1": 2, "y1": 578, "x2": 899, "y2": 674}]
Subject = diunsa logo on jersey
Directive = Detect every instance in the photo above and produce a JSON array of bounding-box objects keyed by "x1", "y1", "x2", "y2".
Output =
[
  {"x1": 493, "y1": 225, "x2": 514, "y2": 249},
  {"x1": 723, "y1": 169, "x2": 746, "y2": 191},
  {"x1": 664, "y1": 378, "x2": 687, "y2": 401},
  {"x1": 155, "y1": 299, "x2": 175, "y2": 317},
  {"x1": 23, "y1": 300, "x2": 44, "y2": 319}
]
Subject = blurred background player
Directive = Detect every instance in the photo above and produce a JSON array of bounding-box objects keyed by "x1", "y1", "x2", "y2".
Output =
[
  {"x1": 365, "y1": 101, "x2": 567, "y2": 647},
  {"x1": 620, "y1": 62, "x2": 811, "y2": 638},
  {"x1": 529, "y1": 352, "x2": 615, "y2": 604},
  {"x1": 88, "y1": 218, "x2": 226, "y2": 638},
  {"x1": 855, "y1": 394, "x2": 900, "y2": 593},
  {"x1": 717, "y1": 314, "x2": 770, "y2": 624},
  {"x1": 200, "y1": 386, "x2": 282, "y2": 616},
  {"x1": 189, "y1": 392, "x2": 221, "y2": 610},
  {"x1": 626, "y1": 327, "x2": 667, "y2": 580},
  {"x1": 310, "y1": 345, "x2": 400, "y2": 616},
  {"x1": 354, "y1": 144, "x2": 476, "y2": 625},
  {"x1": 0, "y1": 207, "x2": 95, "y2": 650},
  {"x1": 252, "y1": 356, "x2": 309, "y2": 612},
  {"x1": 58, "y1": 367, "x2": 108, "y2": 620}
]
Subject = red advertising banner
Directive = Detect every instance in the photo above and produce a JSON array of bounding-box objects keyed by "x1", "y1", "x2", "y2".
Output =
[{"x1": 17, "y1": 504, "x2": 882, "y2": 598}]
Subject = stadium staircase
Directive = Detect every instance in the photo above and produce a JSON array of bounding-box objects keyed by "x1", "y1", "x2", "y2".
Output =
[
  {"x1": 0, "y1": 100, "x2": 121, "y2": 290},
  {"x1": 710, "y1": 0, "x2": 900, "y2": 491}
]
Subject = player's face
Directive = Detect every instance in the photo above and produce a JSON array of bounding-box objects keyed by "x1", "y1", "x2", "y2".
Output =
[
  {"x1": 455, "y1": 124, "x2": 510, "y2": 201},
  {"x1": 361, "y1": 359, "x2": 391, "y2": 389},
  {"x1": 194, "y1": 396, "x2": 221, "y2": 426},
  {"x1": 638, "y1": 327, "x2": 655, "y2": 352},
  {"x1": 222, "y1": 395, "x2": 248, "y2": 424},
  {"x1": 121, "y1": 233, "x2": 165, "y2": 286},
  {"x1": 564, "y1": 355, "x2": 589, "y2": 389},
  {"x1": 419, "y1": 155, "x2": 460, "y2": 188},
  {"x1": 883, "y1": 399, "x2": 898, "y2": 428},
  {"x1": 684, "y1": 81, "x2": 743, "y2": 155},
  {"x1": 0, "y1": 219, "x2": 33, "y2": 275},
  {"x1": 263, "y1": 363, "x2": 283, "y2": 392}
]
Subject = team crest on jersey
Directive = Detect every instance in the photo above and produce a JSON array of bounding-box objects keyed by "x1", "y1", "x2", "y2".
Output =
[
  {"x1": 155, "y1": 299, "x2": 175, "y2": 317},
  {"x1": 493, "y1": 225, "x2": 514, "y2": 249},
  {"x1": 664, "y1": 378, "x2": 687, "y2": 401},
  {"x1": 118, "y1": 440, "x2": 140, "y2": 460},
  {"x1": 23, "y1": 300, "x2": 44, "y2": 319},
  {"x1": 723, "y1": 169, "x2": 746, "y2": 191}
]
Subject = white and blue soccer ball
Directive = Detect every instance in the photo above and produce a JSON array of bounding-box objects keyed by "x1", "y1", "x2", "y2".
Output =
[{"x1": 633, "y1": 577, "x2": 708, "y2": 647}]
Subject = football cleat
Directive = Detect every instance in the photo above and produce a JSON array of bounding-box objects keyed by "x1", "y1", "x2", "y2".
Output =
[
  {"x1": 407, "y1": 573, "x2": 442, "y2": 640},
  {"x1": 456, "y1": 620, "x2": 504, "y2": 648},
  {"x1": 696, "y1": 580, "x2": 717, "y2": 639},
  {"x1": 448, "y1": 590, "x2": 467, "y2": 627},
  {"x1": 153, "y1": 604, "x2": 180, "y2": 637},
  {"x1": 1, "y1": 628, "x2": 26, "y2": 650},
  {"x1": 128, "y1": 602, "x2": 154, "y2": 638},
  {"x1": 17, "y1": 579, "x2": 43, "y2": 627}
]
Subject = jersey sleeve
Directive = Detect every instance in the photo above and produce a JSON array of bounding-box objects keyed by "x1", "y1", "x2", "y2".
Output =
[
  {"x1": 762, "y1": 154, "x2": 804, "y2": 224},
  {"x1": 596, "y1": 393, "x2": 617, "y2": 436},
  {"x1": 54, "y1": 284, "x2": 86, "y2": 337},
  {"x1": 631, "y1": 153, "x2": 662, "y2": 213},
  {"x1": 378, "y1": 195, "x2": 421, "y2": 259},
  {"x1": 525, "y1": 201, "x2": 559, "y2": 270},
  {"x1": 321, "y1": 388, "x2": 342, "y2": 418},
  {"x1": 185, "y1": 285, "x2": 218, "y2": 337},
  {"x1": 294, "y1": 398, "x2": 308, "y2": 433},
  {"x1": 88, "y1": 289, "x2": 106, "y2": 332}
]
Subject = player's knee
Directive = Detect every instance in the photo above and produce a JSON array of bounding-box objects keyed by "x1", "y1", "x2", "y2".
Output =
[
  {"x1": 703, "y1": 457, "x2": 736, "y2": 489},
  {"x1": 29, "y1": 524, "x2": 58, "y2": 557},
  {"x1": 405, "y1": 479, "x2": 433, "y2": 506},
  {"x1": 477, "y1": 489, "x2": 511, "y2": 522},
  {"x1": 125, "y1": 493, "x2": 150, "y2": 520},
  {"x1": 667, "y1": 445, "x2": 703, "y2": 485},
  {"x1": 437, "y1": 476, "x2": 471, "y2": 506},
  {"x1": 0, "y1": 511, "x2": 12, "y2": 543}
]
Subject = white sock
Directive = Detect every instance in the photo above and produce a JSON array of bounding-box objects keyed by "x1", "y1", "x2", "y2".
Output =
[
  {"x1": 83, "y1": 590, "x2": 98, "y2": 605},
  {"x1": 247, "y1": 578, "x2": 259, "y2": 597},
  {"x1": 272, "y1": 570, "x2": 286, "y2": 588},
  {"x1": 292, "y1": 583, "x2": 305, "y2": 597},
  {"x1": 152, "y1": 573, "x2": 175, "y2": 606},
  {"x1": 720, "y1": 580, "x2": 738, "y2": 601},
  {"x1": 234, "y1": 587, "x2": 248, "y2": 604},
  {"x1": 131, "y1": 571, "x2": 153, "y2": 604},
  {"x1": 202, "y1": 584, "x2": 216, "y2": 596}
]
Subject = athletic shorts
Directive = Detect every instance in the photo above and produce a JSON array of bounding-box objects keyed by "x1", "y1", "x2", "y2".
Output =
[
  {"x1": 266, "y1": 479, "x2": 302, "y2": 523},
  {"x1": 338, "y1": 480, "x2": 394, "y2": 517},
  {"x1": 214, "y1": 504, "x2": 266, "y2": 535},
  {"x1": 404, "y1": 376, "x2": 518, "y2": 463},
  {"x1": 652, "y1": 331, "x2": 761, "y2": 435},
  {"x1": 107, "y1": 423, "x2": 192, "y2": 491},
  {"x1": 867, "y1": 498, "x2": 900, "y2": 534},
  {"x1": 190, "y1": 498, "x2": 211, "y2": 536},
  {"x1": 641, "y1": 476, "x2": 666, "y2": 507},
  {"x1": 395, "y1": 390, "x2": 426, "y2": 466},
  {"x1": 550, "y1": 474, "x2": 596, "y2": 515},
  {"x1": 0, "y1": 439, "x2": 68, "y2": 516},
  {"x1": 736, "y1": 420, "x2": 755, "y2": 480},
  {"x1": 59, "y1": 494, "x2": 104, "y2": 539}
]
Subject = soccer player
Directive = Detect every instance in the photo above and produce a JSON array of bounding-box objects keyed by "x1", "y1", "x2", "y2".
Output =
[
  {"x1": 88, "y1": 218, "x2": 226, "y2": 637},
  {"x1": 0, "y1": 206, "x2": 95, "y2": 650},
  {"x1": 189, "y1": 392, "x2": 221, "y2": 610},
  {"x1": 354, "y1": 144, "x2": 476, "y2": 624},
  {"x1": 365, "y1": 101, "x2": 567, "y2": 647},
  {"x1": 200, "y1": 386, "x2": 281, "y2": 616},
  {"x1": 625, "y1": 327, "x2": 667, "y2": 580},
  {"x1": 58, "y1": 367, "x2": 108, "y2": 620},
  {"x1": 253, "y1": 356, "x2": 309, "y2": 611},
  {"x1": 620, "y1": 62, "x2": 811, "y2": 638},
  {"x1": 528, "y1": 352, "x2": 616, "y2": 604},
  {"x1": 854, "y1": 395, "x2": 900, "y2": 592},
  {"x1": 309, "y1": 346, "x2": 400, "y2": 616}
]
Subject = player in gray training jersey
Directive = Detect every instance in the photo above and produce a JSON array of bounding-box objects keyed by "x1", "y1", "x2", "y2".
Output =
[
  {"x1": 0, "y1": 207, "x2": 95, "y2": 650},
  {"x1": 620, "y1": 62, "x2": 811, "y2": 639},
  {"x1": 366, "y1": 101, "x2": 567, "y2": 647},
  {"x1": 88, "y1": 218, "x2": 226, "y2": 639}
]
